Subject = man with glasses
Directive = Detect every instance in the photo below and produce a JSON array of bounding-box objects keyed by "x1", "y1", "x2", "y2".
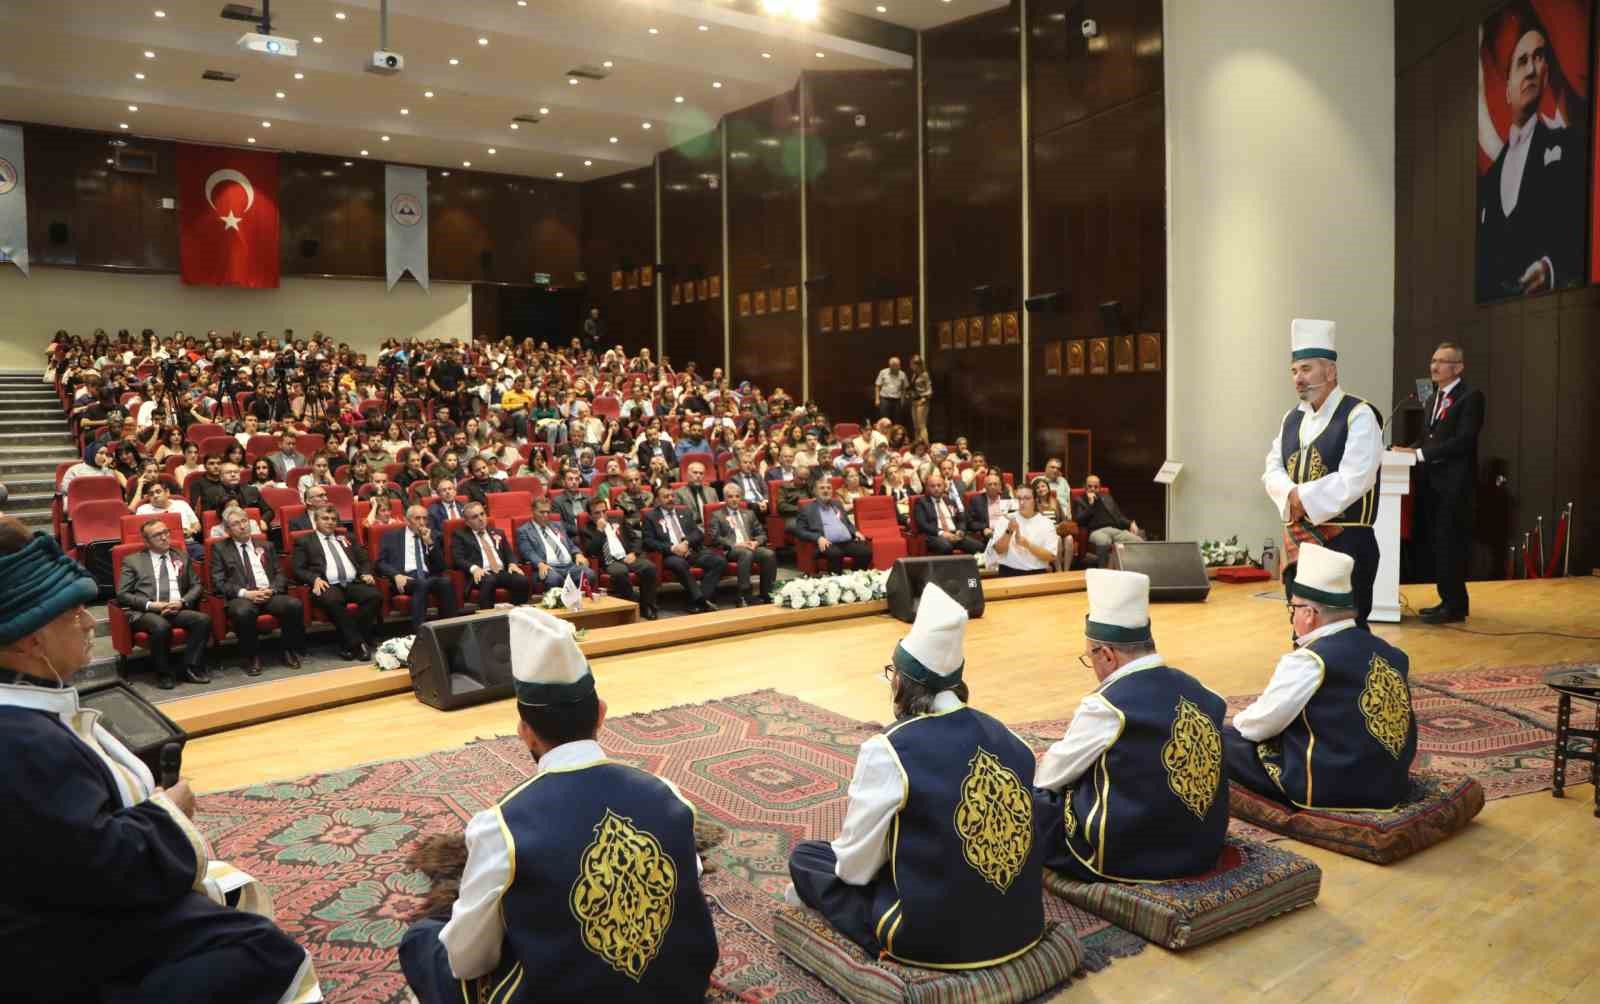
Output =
[
  {"x1": 452, "y1": 501, "x2": 531, "y2": 609},
  {"x1": 1033, "y1": 569, "x2": 1227, "y2": 882},
  {"x1": 1224, "y1": 543, "x2": 1416, "y2": 810},
  {"x1": 292, "y1": 505, "x2": 382, "y2": 662},
  {"x1": 116, "y1": 519, "x2": 214, "y2": 690},
  {"x1": 212, "y1": 508, "x2": 306, "y2": 676},
  {"x1": 1394, "y1": 341, "x2": 1483, "y2": 624},
  {"x1": 580, "y1": 496, "x2": 660, "y2": 619}
]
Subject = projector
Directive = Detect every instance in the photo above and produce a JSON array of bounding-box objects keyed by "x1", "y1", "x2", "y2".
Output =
[
  {"x1": 368, "y1": 50, "x2": 405, "y2": 74},
  {"x1": 237, "y1": 32, "x2": 299, "y2": 57}
]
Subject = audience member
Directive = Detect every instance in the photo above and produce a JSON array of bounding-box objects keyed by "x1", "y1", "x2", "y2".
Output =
[
  {"x1": 642, "y1": 484, "x2": 725, "y2": 613},
  {"x1": 266, "y1": 431, "x2": 306, "y2": 482},
  {"x1": 794, "y1": 480, "x2": 874, "y2": 575},
  {"x1": 872, "y1": 356, "x2": 910, "y2": 426},
  {"x1": 292, "y1": 505, "x2": 381, "y2": 661},
  {"x1": 211, "y1": 508, "x2": 306, "y2": 675},
  {"x1": 913, "y1": 474, "x2": 983, "y2": 556},
  {"x1": 580, "y1": 496, "x2": 659, "y2": 619},
  {"x1": 1072, "y1": 473, "x2": 1143, "y2": 564},
  {"x1": 115, "y1": 518, "x2": 212, "y2": 689},
  {"x1": 710, "y1": 481, "x2": 776, "y2": 605},
  {"x1": 674, "y1": 461, "x2": 718, "y2": 525},
  {"x1": 377, "y1": 505, "x2": 459, "y2": 633},
  {"x1": 426, "y1": 479, "x2": 466, "y2": 539},
  {"x1": 990, "y1": 486, "x2": 1058, "y2": 576},
  {"x1": 452, "y1": 501, "x2": 531, "y2": 609},
  {"x1": 516, "y1": 497, "x2": 598, "y2": 592}
]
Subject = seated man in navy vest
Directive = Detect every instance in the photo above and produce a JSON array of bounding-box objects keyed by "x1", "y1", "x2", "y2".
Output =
[
  {"x1": 786, "y1": 584, "x2": 1046, "y2": 968},
  {"x1": 1033, "y1": 569, "x2": 1229, "y2": 882},
  {"x1": 1224, "y1": 543, "x2": 1416, "y2": 810},
  {"x1": 399, "y1": 607, "x2": 718, "y2": 1003}
]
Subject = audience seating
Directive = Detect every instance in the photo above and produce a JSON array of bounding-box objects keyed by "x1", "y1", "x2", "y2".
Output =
[
  {"x1": 295, "y1": 433, "x2": 326, "y2": 458},
  {"x1": 678, "y1": 451, "x2": 715, "y2": 481},
  {"x1": 487, "y1": 491, "x2": 533, "y2": 519},
  {"x1": 852, "y1": 495, "x2": 906, "y2": 569},
  {"x1": 198, "y1": 435, "x2": 235, "y2": 459},
  {"x1": 283, "y1": 467, "x2": 312, "y2": 491},
  {"x1": 121, "y1": 511, "x2": 183, "y2": 544},
  {"x1": 68, "y1": 499, "x2": 130, "y2": 556},
  {"x1": 246, "y1": 434, "x2": 280, "y2": 460},
  {"x1": 203, "y1": 534, "x2": 311, "y2": 643},
  {"x1": 107, "y1": 542, "x2": 198, "y2": 670},
  {"x1": 258, "y1": 485, "x2": 301, "y2": 527},
  {"x1": 277, "y1": 506, "x2": 306, "y2": 551},
  {"x1": 325, "y1": 484, "x2": 356, "y2": 524},
  {"x1": 184, "y1": 422, "x2": 227, "y2": 446}
]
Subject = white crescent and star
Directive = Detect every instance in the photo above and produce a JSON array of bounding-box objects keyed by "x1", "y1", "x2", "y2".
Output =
[{"x1": 203, "y1": 168, "x2": 254, "y2": 232}]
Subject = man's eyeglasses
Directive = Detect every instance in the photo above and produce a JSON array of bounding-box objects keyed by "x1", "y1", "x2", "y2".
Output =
[
  {"x1": 145, "y1": 528, "x2": 171, "y2": 539},
  {"x1": 1286, "y1": 602, "x2": 1312, "y2": 622},
  {"x1": 881, "y1": 665, "x2": 898, "y2": 685}
]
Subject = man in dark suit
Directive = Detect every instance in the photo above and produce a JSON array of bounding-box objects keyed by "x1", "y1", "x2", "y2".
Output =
[
  {"x1": 116, "y1": 518, "x2": 212, "y2": 690},
  {"x1": 549, "y1": 468, "x2": 589, "y2": 536},
  {"x1": 964, "y1": 472, "x2": 1011, "y2": 544},
  {"x1": 722, "y1": 454, "x2": 770, "y2": 514},
  {"x1": 426, "y1": 478, "x2": 467, "y2": 539},
  {"x1": 377, "y1": 505, "x2": 459, "y2": 632},
  {"x1": 452, "y1": 500, "x2": 531, "y2": 609},
  {"x1": 516, "y1": 497, "x2": 599, "y2": 591},
  {"x1": 581, "y1": 496, "x2": 660, "y2": 619},
  {"x1": 219, "y1": 462, "x2": 275, "y2": 528},
  {"x1": 776, "y1": 462, "x2": 818, "y2": 536},
  {"x1": 291, "y1": 504, "x2": 382, "y2": 660},
  {"x1": 675, "y1": 461, "x2": 719, "y2": 525},
  {"x1": 211, "y1": 507, "x2": 306, "y2": 675},
  {"x1": 642, "y1": 484, "x2": 725, "y2": 613},
  {"x1": 912, "y1": 474, "x2": 983, "y2": 556},
  {"x1": 1071, "y1": 474, "x2": 1144, "y2": 565},
  {"x1": 361, "y1": 469, "x2": 409, "y2": 513},
  {"x1": 188, "y1": 453, "x2": 227, "y2": 515},
  {"x1": 1398, "y1": 341, "x2": 1484, "y2": 624},
  {"x1": 1475, "y1": 18, "x2": 1586, "y2": 300},
  {"x1": 460, "y1": 457, "x2": 506, "y2": 509},
  {"x1": 711, "y1": 481, "x2": 776, "y2": 604},
  {"x1": 794, "y1": 479, "x2": 874, "y2": 575},
  {"x1": 266, "y1": 430, "x2": 306, "y2": 483}
]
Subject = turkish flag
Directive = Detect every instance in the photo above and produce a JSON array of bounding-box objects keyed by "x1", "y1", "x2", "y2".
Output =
[{"x1": 177, "y1": 143, "x2": 280, "y2": 288}]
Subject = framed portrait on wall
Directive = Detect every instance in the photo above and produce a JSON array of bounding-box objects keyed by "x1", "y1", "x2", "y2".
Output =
[
  {"x1": 1114, "y1": 335, "x2": 1136, "y2": 373},
  {"x1": 626, "y1": 269, "x2": 639, "y2": 290},
  {"x1": 710, "y1": 274, "x2": 721, "y2": 298},
  {"x1": 1067, "y1": 340, "x2": 1086, "y2": 376},
  {"x1": 770, "y1": 288, "x2": 783, "y2": 312},
  {"x1": 611, "y1": 270, "x2": 623, "y2": 291},
  {"x1": 937, "y1": 320, "x2": 952, "y2": 349},
  {"x1": 1044, "y1": 341, "x2": 1062, "y2": 376},
  {"x1": 879, "y1": 299, "x2": 895, "y2": 327},
  {"x1": 754, "y1": 290, "x2": 768, "y2": 315},
  {"x1": 1138, "y1": 333, "x2": 1163, "y2": 372},
  {"x1": 1476, "y1": 0, "x2": 1592, "y2": 300},
  {"x1": 1089, "y1": 337, "x2": 1110, "y2": 375},
  {"x1": 838, "y1": 304, "x2": 854, "y2": 331},
  {"x1": 684, "y1": 282, "x2": 696, "y2": 304},
  {"x1": 987, "y1": 314, "x2": 1003, "y2": 346},
  {"x1": 953, "y1": 317, "x2": 968, "y2": 348},
  {"x1": 1004, "y1": 310, "x2": 1020, "y2": 344},
  {"x1": 898, "y1": 296, "x2": 914, "y2": 326},
  {"x1": 786, "y1": 285, "x2": 799, "y2": 311},
  {"x1": 671, "y1": 282, "x2": 682, "y2": 305},
  {"x1": 641, "y1": 265, "x2": 653, "y2": 287},
  {"x1": 699, "y1": 279, "x2": 711, "y2": 300},
  {"x1": 820, "y1": 306, "x2": 834, "y2": 332},
  {"x1": 737, "y1": 292, "x2": 750, "y2": 317},
  {"x1": 857, "y1": 302, "x2": 873, "y2": 329}
]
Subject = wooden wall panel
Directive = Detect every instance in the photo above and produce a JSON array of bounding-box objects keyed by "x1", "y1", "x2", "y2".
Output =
[
  {"x1": 21, "y1": 125, "x2": 179, "y2": 271},
  {"x1": 279, "y1": 154, "x2": 383, "y2": 278},
  {"x1": 922, "y1": 4, "x2": 1025, "y2": 474},
  {"x1": 1027, "y1": 0, "x2": 1164, "y2": 140},
  {"x1": 1393, "y1": 0, "x2": 1597, "y2": 573},
  {"x1": 726, "y1": 91, "x2": 804, "y2": 396},
  {"x1": 581, "y1": 166, "x2": 658, "y2": 356},
  {"x1": 803, "y1": 69, "x2": 920, "y2": 425},
  {"x1": 659, "y1": 130, "x2": 726, "y2": 374}
]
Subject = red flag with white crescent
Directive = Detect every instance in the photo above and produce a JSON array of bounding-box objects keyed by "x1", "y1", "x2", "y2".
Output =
[{"x1": 177, "y1": 143, "x2": 279, "y2": 288}]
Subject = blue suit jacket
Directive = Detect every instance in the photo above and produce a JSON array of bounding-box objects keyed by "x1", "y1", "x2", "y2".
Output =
[
  {"x1": 426, "y1": 499, "x2": 467, "y2": 539},
  {"x1": 375, "y1": 527, "x2": 446, "y2": 580},
  {"x1": 516, "y1": 519, "x2": 581, "y2": 568}
]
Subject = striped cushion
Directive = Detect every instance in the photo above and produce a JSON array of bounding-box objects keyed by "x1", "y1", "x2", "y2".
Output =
[
  {"x1": 774, "y1": 908, "x2": 1084, "y2": 1004},
  {"x1": 1043, "y1": 837, "x2": 1321, "y2": 950},
  {"x1": 1229, "y1": 769, "x2": 1485, "y2": 865}
]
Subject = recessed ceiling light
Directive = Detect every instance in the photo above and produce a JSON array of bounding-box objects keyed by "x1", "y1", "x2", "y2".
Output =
[
  {"x1": 261, "y1": 120, "x2": 271, "y2": 127},
  {"x1": 134, "y1": 72, "x2": 146, "y2": 80},
  {"x1": 674, "y1": 95, "x2": 684, "y2": 103},
  {"x1": 293, "y1": 71, "x2": 304, "y2": 79},
  {"x1": 517, "y1": 0, "x2": 527, "y2": 5},
  {"x1": 106, "y1": 157, "x2": 114, "y2": 164},
  {"x1": 128, "y1": 104, "x2": 139, "y2": 112},
  {"x1": 602, "y1": 60, "x2": 613, "y2": 68},
  {"x1": 334, "y1": 11, "x2": 347, "y2": 20},
  {"x1": 449, "y1": 57, "x2": 460, "y2": 65},
  {"x1": 312, "y1": 36, "x2": 323, "y2": 44},
  {"x1": 343, "y1": 160, "x2": 353, "y2": 166},
  {"x1": 442, "y1": 170, "x2": 450, "y2": 176},
  {"x1": 509, "y1": 122, "x2": 520, "y2": 130},
  {"x1": 567, "y1": 77, "x2": 579, "y2": 85},
  {"x1": 478, "y1": 37, "x2": 489, "y2": 46},
  {"x1": 143, "y1": 50, "x2": 156, "y2": 59},
  {"x1": 554, "y1": 171, "x2": 564, "y2": 178},
  {"x1": 380, "y1": 134, "x2": 389, "y2": 141},
  {"x1": 641, "y1": 122, "x2": 652, "y2": 130},
  {"x1": 119, "y1": 122, "x2": 129, "y2": 129},
  {"x1": 275, "y1": 91, "x2": 286, "y2": 99},
  {"x1": 487, "y1": 148, "x2": 496, "y2": 154},
  {"x1": 538, "y1": 106, "x2": 549, "y2": 114},
  {"x1": 424, "y1": 90, "x2": 434, "y2": 98},
  {"x1": 698, "y1": 24, "x2": 709, "y2": 31},
  {"x1": 608, "y1": 136, "x2": 618, "y2": 143},
  {"x1": 712, "y1": 81, "x2": 723, "y2": 88},
  {"x1": 647, "y1": 27, "x2": 659, "y2": 35},
  {"x1": 815, "y1": 51, "x2": 826, "y2": 58},
  {"x1": 400, "y1": 107, "x2": 409, "y2": 114},
  {"x1": 761, "y1": 52, "x2": 772, "y2": 59},
  {"x1": 247, "y1": 137, "x2": 256, "y2": 143},
  {"x1": 153, "y1": 9, "x2": 166, "y2": 17},
  {"x1": 462, "y1": 160, "x2": 471, "y2": 167},
  {"x1": 584, "y1": 159, "x2": 593, "y2": 166},
  {"x1": 876, "y1": 4, "x2": 887, "y2": 11}
]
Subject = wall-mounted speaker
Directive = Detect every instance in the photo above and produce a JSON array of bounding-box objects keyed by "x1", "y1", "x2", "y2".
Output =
[
  {"x1": 1024, "y1": 291, "x2": 1064, "y2": 314},
  {"x1": 972, "y1": 283, "x2": 995, "y2": 313},
  {"x1": 803, "y1": 273, "x2": 831, "y2": 289},
  {"x1": 300, "y1": 239, "x2": 320, "y2": 259},
  {"x1": 479, "y1": 250, "x2": 495, "y2": 273},
  {"x1": 1099, "y1": 300, "x2": 1126, "y2": 338},
  {"x1": 48, "y1": 222, "x2": 70, "y2": 245}
]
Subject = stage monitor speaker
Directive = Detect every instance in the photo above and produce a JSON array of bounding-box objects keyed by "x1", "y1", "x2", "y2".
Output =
[
  {"x1": 408, "y1": 611, "x2": 518, "y2": 710},
  {"x1": 886, "y1": 556, "x2": 985, "y2": 624},
  {"x1": 1109, "y1": 541, "x2": 1210, "y2": 602},
  {"x1": 79, "y1": 681, "x2": 189, "y2": 783}
]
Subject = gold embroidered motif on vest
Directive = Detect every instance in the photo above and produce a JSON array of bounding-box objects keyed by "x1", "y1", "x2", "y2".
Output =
[
  {"x1": 569, "y1": 809, "x2": 678, "y2": 981},
  {"x1": 1256, "y1": 741, "x2": 1284, "y2": 789},
  {"x1": 1162, "y1": 697, "x2": 1223, "y2": 820},
  {"x1": 1292, "y1": 445, "x2": 1328, "y2": 483},
  {"x1": 953, "y1": 748, "x2": 1033, "y2": 893},
  {"x1": 1358, "y1": 655, "x2": 1411, "y2": 759},
  {"x1": 1061, "y1": 786, "x2": 1078, "y2": 840}
]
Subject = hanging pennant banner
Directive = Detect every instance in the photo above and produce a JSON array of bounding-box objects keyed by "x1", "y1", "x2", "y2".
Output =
[
  {"x1": 0, "y1": 124, "x2": 30, "y2": 276},
  {"x1": 386, "y1": 164, "x2": 429, "y2": 291}
]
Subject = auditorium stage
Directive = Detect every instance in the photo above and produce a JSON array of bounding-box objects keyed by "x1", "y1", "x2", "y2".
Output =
[{"x1": 185, "y1": 576, "x2": 1600, "y2": 1002}]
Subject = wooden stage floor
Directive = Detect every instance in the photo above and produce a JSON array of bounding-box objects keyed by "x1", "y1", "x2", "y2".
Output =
[{"x1": 187, "y1": 577, "x2": 1600, "y2": 1002}]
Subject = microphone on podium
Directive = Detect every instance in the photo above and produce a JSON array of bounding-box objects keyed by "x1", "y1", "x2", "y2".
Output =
[{"x1": 159, "y1": 742, "x2": 183, "y2": 789}]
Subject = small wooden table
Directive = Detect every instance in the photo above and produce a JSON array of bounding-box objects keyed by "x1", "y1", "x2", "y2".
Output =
[
  {"x1": 529, "y1": 595, "x2": 639, "y2": 630},
  {"x1": 1544, "y1": 667, "x2": 1600, "y2": 817}
]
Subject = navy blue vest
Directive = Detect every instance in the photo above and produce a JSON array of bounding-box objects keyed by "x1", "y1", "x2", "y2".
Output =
[
  {"x1": 877, "y1": 706, "x2": 1045, "y2": 968},
  {"x1": 1279, "y1": 393, "x2": 1382, "y2": 526},
  {"x1": 1272, "y1": 626, "x2": 1416, "y2": 809},
  {"x1": 494, "y1": 761, "x2": 717, "y2": 1002},
  {"x1": 1064, "y1": 665, "x2": 1229, "y2": 881}
]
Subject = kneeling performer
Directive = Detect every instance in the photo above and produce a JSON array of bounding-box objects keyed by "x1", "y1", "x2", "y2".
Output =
[
  {"x1": 786, "y1": 584, "x2": 1045, "y2": 968},
  {"x1": 1224, "y1": 543, "x2": 1416, "y2": 810},
  {"x1": 400, "y1": 607, "x2": 718, "y2": 1003},
  {"x1": 1034, "y1": 569, "x2": 1229, "y2": 882}
]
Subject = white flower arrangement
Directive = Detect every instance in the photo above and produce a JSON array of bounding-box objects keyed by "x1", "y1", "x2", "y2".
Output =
[
  {"x1": 1199, "y1": 535, "x2": 1252, "y2": 568},
  {"x1": 373, "y1": 635, "x2": 414, "y2": 671},
  {"x1": 775, "y1": 568, "x2": 890, "y2": 610}
]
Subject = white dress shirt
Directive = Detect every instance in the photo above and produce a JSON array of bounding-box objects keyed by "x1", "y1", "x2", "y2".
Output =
[
  {"x1": 437, "y1": 739, "x2": 701, "y2": 980},
  {"x1": 1499, "y1": 115, "x2": 1537, "y2": 218},
  {"x1": 991, "y1": 511, "x2": 1057, "y2": 572},
  {"x1": 1261, "y1": 386, "x2": 1382, "y2": 525},
  {"x1": 137, "y1": 499, "x2": 200, "y2": 536},
  {"x1": 1035, "y1": 653, "x2": 1167, "y2": 792},
  {"x1": 402, "y1": 529, "x2": 427, "y2": 574},
  {"x1": 232, "y1": 540, "x2": 272, "y2": 597},
  {"x1": 1231, "y1": 620, "x2": 1354, "y2": 741},
  {"x1": 319, "y1": 533, "x2": 354, "y2": 584}
]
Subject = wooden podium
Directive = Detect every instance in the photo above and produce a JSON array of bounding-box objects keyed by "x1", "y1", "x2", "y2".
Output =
[{"x1": 1372, "y1": 449, "x2": 1417, "y2": 623}]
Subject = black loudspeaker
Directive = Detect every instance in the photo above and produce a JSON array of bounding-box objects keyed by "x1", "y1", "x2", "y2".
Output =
[
  {"x1": 48, "y1": 221, "x2": 70, "y2": 245},
  {"x1": 1099, "y1": 300, "x2": 1126, "y2": 338},
  {"x1": 886, "y1": 556, "x2": 985, "y2": 624},
  {"x1": 408, "y1": 611, "x2": 518, "y2": 710},
  {"x1": 1024, "y1": 291, "x2": 1064, "y2": 314},
  {"x1": 79, "y1": 681, "x2": 188, "y2": 783},
  {"x1": 1109, "y1": 541, "x2": 1211, "y2": 602},
  {"x1": 300, "y1": 239, "x2": 320, "y2": 259}
]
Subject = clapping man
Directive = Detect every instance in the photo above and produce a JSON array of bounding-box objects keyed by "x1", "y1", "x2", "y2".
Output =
[
  {"x1": 211, "y1": 508, "x2": 306, "y2": 676},
  {"x1": 377, "y1": 505, "x2": 459, "y2": 633},
  {"x1": 452, "y1": 501, "x2": 530, "y2": 610}
]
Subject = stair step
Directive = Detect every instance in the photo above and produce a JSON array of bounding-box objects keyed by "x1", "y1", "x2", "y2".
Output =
[
  {"x1": 0, "y1": 431, "x2": 76, "y2": 446},
  {"x1": 0, "y1": 460, "x2": 78, "y2": 479},
  {"x1": 8, "y1": 508, "x2": 53, "y2": 528},
  {"x1": 0, "y1": 419, "x2": 73, "y2": 433},
  {"x1": 0, "y1": 407, "x2": 70, "y2": 420},
  {"x1": 3, "y1": 476, "x2": 59, "y2": 494},
  {"x1": 4, "y1": 490, "x2": 55, "y2": 508}
]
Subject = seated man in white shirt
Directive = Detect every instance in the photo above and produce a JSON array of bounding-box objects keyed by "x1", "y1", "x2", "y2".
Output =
[{"x1": 136, "y1": 482, "x2": 204, "y2": 562}]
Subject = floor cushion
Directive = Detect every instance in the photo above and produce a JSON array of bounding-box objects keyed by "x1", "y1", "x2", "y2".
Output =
[
  {"x1": 774, "y1": 908, "x2": 1084, "y2": 1004},
  {"x1": 1228, "y1": 769, "x2": 1485, "y2": 865},
  {"x1": 1042, "y1": 837, "x2": 1321, "y2": 950}
]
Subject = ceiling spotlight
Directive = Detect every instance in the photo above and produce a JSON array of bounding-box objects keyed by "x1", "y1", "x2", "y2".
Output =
[
  {"x1": 247, "y1": 137, "x2": 256, "y2": 143},
  {"x1": 876, "y1": 4, "x2": 887, "y2": 11},
  {"x1": 153, "y1": 9, "x2": 166, "y2": 17},
  {"x1": 334, "y1": 11, "x2": 347, "y2": 20},
  {"x1": 712, "y1": 80, "x2": 723, "y2": 88},
  {"x1": 343, "y1": 160, "x2": 353, "y2": 166},
  {"x1": 641, "y1": 122, "x2": 652, "y2": 129},
  {"x1": 509, "y1": 122, "x2": 520, "y2": 130},
  {"x1": 517, "y1": 0, "x2": 527, "y2": 5},
  {"x1": 602, "y1": 60, "x2": 613, "y2": 68},
  {"x1": 608, "y1": 136, "x2": 618, "y2": 143},
  {"x1": 312, "y1": 36, "x2": 323, "y2": 43},
  {"x1": 462, "y1": 160, "x2": 471, "y2": 167},
  {"x1": 449, "y1": 57, "x2": 460, "y2": 65},
  {"x1": 761, "y1": 52, "x2": 772, "y2": 59},
  {"x1": 134, "y1": 72, "x2": 146, "y2": 79},
  {"x1": 119, "y1": 122, "x2": 129, "y2": 129},
  {"x1": 477, "y1": 37, "x2": 489, "y2": 46},
  {"x1": 568, "y1": 78, "x2": 579, "y2": 85},
  {"x1": 674, "y1": 95, "x2": 684, "y2": 103},
  {"x1": 487, "y1": 148, "x2": 497, "y2": 154},
  {"x1": 793, "y1": 0, "x2": 820, "y2": 20},
  {"x1": 106, "y1": 157, "x2": 114, "y2": 164},
  {"x1": 424, "y1": 90, "x2": 434, "y2": 98},
  {"x1": 554, "y1": 171, "x2": 564, "y2": 178},
  {"x1": 762, "y1": 0, "x2": 788, "y2": 13},
  {"x1": 400, "y1": 107, "x2": 409, "y2": 114},
  {"x1": 698, "y1": 24, "x2": 709, "y2": 31},
  {"x1": 538, "y1": 106, "x2": 549, "y2": 114},
  {"x1": 128, "y1": 105, "x2": 139, "y2": 112},
  {"x1": 143, "y1": 50, "x2": 156, "y2": 59},
  {"x1": 442, "y1": 170, "x2": 450, "y2": 176},
  {"x1": 647, "y1": 27, "x2": 659, "y2": 35},
  {"x1": 293, "y1": 71, "x2": 304, "y2": 79},
  {"x1": 584, "y1": 159, "x2": 592, "y2": 166},
  {"x1": 275, "y1": 90, "x2": 286, "y2": 98},
  {"x1": 380, "y1": 134, "x2": 390, "y2": 141},
  {"x1": 360, "y1": 148, "x2": 369, "y2": 155},
  {"x1": 815, "y1": 51, "x2": 826, "y2": 58},
  {"x1": 262, "y1": 120, "x2": 271, "y2": 127}
]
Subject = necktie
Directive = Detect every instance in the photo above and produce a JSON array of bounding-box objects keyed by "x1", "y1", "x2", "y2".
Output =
[
  {"x1": 545, "y1": 526, "x2": 570, "y2": 565},
  {"x1": 413, "y1": 534, "x2": 426, "y2": 574},
  {"x1": 605, "y1": 525, "x2": 626, "y2": 561},
  {"x1": 155, "y1": 554, "x2": 169, "y2": 603},
  {"x1": 447, "y1": 502, "x2": 458, "y2": 520},
  {"x1": 937, "y1": 500, "x2": 953, "y2": 532},
  {"x1": 240, "y1": 543, "x2": 258, "y2": 588},
  {"x1": 327, "y1": 535, "x2": 353, "y2": 583},
  {"x1": 730, "y1": 511, "x2": 746, "y2": 545},
  {"x1": 1433, "y1": 391, "x2": 1447, "y2": 425},
  {"x1": 479, "y1": 531, "x2": 502, "y2": 571},
  {"x1": 666, "y1": 512, "x2": 683, "y2": 546}
]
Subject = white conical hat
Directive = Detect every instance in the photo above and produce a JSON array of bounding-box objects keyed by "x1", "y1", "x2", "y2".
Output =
[
  {"x1": 891, "y1": 583, "x2": 967, "y2": 690},
  {"x1": 1290, "y1": 542, "x2": 1354, "y2": 608},
  {"x1": 1291, "y1": 319, "x2": 1337, "y2": 361},
  {"x1": 509, "y1": 606, "x2": 594, "y2": 705},
  {"x1": 1085, "y1": 568, "x2": 1152, "y2": 644}
]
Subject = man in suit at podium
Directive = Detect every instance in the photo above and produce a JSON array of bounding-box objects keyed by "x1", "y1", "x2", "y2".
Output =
[{"x1": 1394, "y1": 342, "x2": 1483, "y2": 624}]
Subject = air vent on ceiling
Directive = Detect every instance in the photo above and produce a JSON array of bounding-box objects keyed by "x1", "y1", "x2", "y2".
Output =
[
  {"x1": 565, "y1": 65, "x2": 610, "y2": 81},
  {"x1": 512, "y1": 114, "x2": 543, "y2": 126},
  {"x1": 220, "y1": 4, "x2": 262, "y2": 24},
  {"x1": 202, "y1": 69, "x2": 240, "y2": 82}
]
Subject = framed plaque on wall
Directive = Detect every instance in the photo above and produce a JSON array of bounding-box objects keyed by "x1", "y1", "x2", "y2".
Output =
[
  {"x1": 709, "y1": 275, "x2": 721, "y2": 298},
  {"x1": 937, "y1": 320, "x2": 951, "y2": 349},
  {"x1": 1138, "y1": 333, "x2": 1163, "y2": 372},
  {"x1": 786, "y1": 285, "x2": 799, "y2": 311},
  {"x1": 671, "y1": 282, "x2": 682, "y2": 305},
  {"x1": 640, "y1": 265, "x2": 653, "y2": 287},
  {"x1": 898, "y1": 296, "x2": 914, "y2": 326},
  {"x1": 879, "y1": 299, "x2": 895, "y2": 327},
  {"x1": 737, "y1": 292, "x2": 750, "y2": 316},
  {"x1": 819, "y1": 306, "x2": 834, "y2": 332},
  {"x1": 1114, "y1": 335, "x2": 1136, "y2": 373},
  {"x1": 1044, "y1": 341, "x2": 1062, "y2": 376},
  {"x1": 611, "y1": 270, "x2": 623, "y2": 291},
  {"x1": 987, "y1": 314, "x2": 1003, "y2": 346},
  {"x1": 684, "y1": 282, "x2": 696, "y2": 304},
  {"x1": 838, "y1": 304, "x2": 854, "y2": 331},
  {"x1": 626, "y1": 269, "x2": 639, "y2": 290},
  {"x1": 700, "y1": 279, "x2": 711, "y2": 301},
  {"x1": 857, "y1": 302, "x2": 873, "y2": 329},
  {"x1": 754, "y1": 290, "x2": 768, "y2": 315},
  {"x1": 953, "y1": 317, "x2": 968, "y2": 348},
  {"x1": 1067, "y1": 340, "x2": 1086, "y2": 376},
  {"x1": 1004, "y1": 310, "x2": 1020, "y2": 344},
  {"x1": 1089, "y1": 337, "x2": 1110, "y2": 375}
]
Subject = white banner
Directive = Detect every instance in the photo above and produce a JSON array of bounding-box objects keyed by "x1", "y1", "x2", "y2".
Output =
[
  {"x1": 385, "y1": 163, "x2": 428, "y2": 291},
  {"x1": 0, "y1": 124, "x2": 29, "y2": 276}
]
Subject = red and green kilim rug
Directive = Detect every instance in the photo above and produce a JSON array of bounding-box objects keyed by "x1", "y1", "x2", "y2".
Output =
[{"x1": 195, "y1": 664, "x2": 1592, "y2": 1002}]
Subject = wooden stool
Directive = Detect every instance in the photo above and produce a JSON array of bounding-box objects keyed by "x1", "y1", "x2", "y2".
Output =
[{"x1": 1544, "y1": 667, "x2": 1600, "y2": 817}]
